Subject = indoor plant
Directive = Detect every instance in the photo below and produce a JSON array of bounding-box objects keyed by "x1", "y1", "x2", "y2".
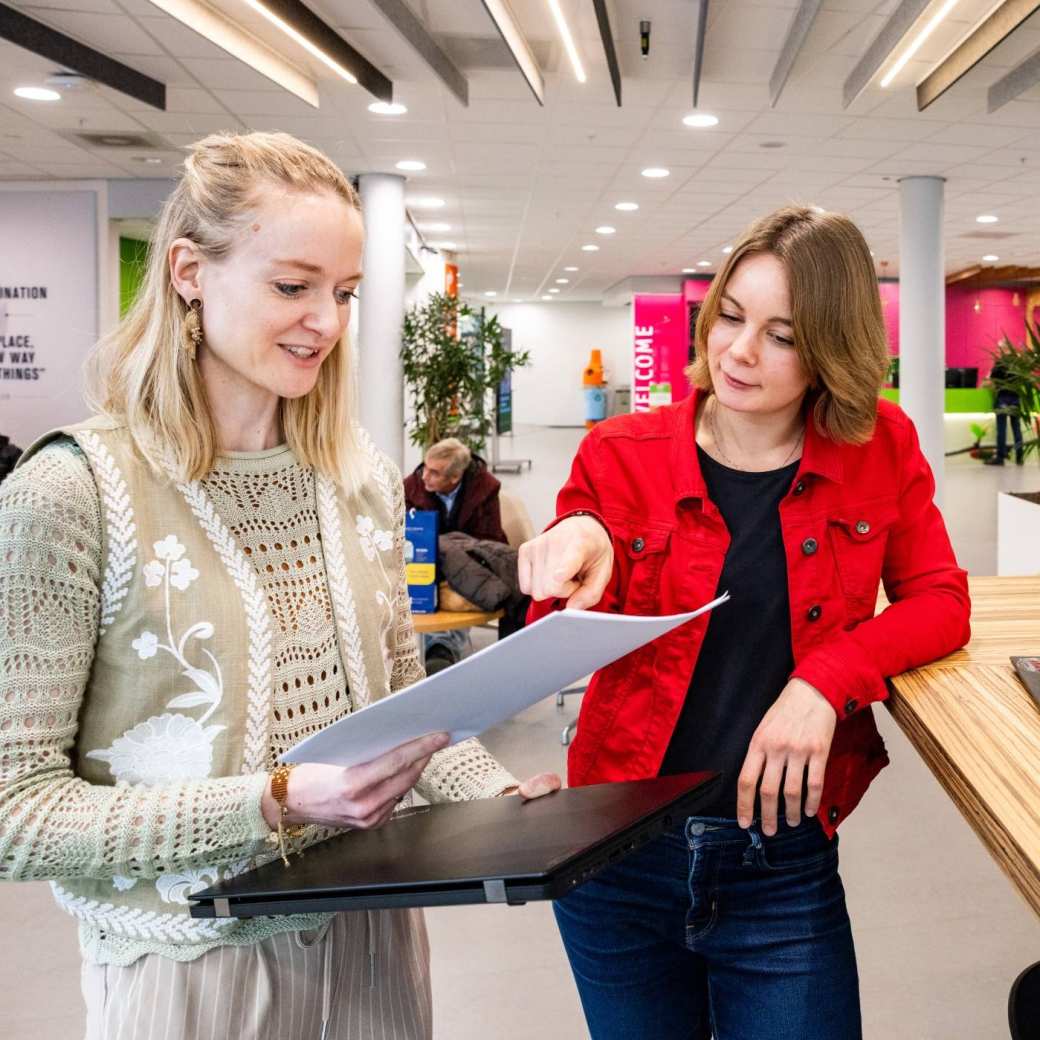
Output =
[{"x1": 400, "y1": 292, "x2": 530, "y2": 451}]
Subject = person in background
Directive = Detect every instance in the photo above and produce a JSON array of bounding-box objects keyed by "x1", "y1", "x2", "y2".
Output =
[
  {"x1": 0, "y1": 434, "x2": 21, "y2": 485},
  {"x1": 519, "y1": 205, "x2": 970, "y2": 1040},
  {"x1": 405, "y1": 438, "x2": 510, "y2": 669},
  {"x1": 404, "y1": 437, "x2": 508, "y2": 544},
  {"x1": 0, "y1": 130, "x2": 557, "y2": 1040},
  {"x1": 984, "y1": 359, "x2": 1025, "y2": 465}
]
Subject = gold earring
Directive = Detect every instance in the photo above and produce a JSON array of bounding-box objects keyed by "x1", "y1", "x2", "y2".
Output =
[{"x1": 182, "y1": 298, "x2": 203, "y2": 361}]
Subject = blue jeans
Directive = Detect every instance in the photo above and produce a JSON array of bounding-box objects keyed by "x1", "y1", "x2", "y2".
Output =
[{"x1": 554, "y1": 816, "x2": 861, "y2": 1040}]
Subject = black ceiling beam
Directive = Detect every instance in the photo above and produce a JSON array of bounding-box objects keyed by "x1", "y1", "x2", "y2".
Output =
[
  {"x1": 0, "y1": 1, "x2": 165, "y2": 110},
  {"x1": 591, "y1": 0, "x2": 621, "y2": 106},
  {"x1": 692, "y1": 0, "x2": 709, "y2": 107},
  {"x1": 258, "y1": 0, "x2": 392, "y2": 103}
]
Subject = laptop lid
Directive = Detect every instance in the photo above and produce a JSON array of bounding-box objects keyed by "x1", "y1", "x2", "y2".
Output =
[{"x1": 190, "y1": 772, "x2": 719, "y2": 919}]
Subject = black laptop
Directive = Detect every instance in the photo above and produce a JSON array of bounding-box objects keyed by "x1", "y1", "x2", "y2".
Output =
[{"x1": 190, "y1": 772, "x2": 719, "y2": 919}]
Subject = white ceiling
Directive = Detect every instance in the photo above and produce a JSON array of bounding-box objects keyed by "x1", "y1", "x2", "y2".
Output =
[{"x1": 3, "y1": 0, "x2": 1040, "y2": 300}]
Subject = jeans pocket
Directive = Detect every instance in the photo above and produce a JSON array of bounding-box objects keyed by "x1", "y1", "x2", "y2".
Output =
[{"x1": 758, "y1": 822, "x2": 838, "y2": 873}]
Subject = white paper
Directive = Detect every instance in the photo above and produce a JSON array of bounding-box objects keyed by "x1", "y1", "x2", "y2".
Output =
[{"x1": 281, "y1": 593, "x2": 729, "y2": 769}]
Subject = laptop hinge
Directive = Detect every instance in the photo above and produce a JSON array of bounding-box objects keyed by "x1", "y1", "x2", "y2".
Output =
[
  {"x1": 483, "y1": 879, "x2": 507, "y2": 904},
  {"x1": 213, "y1": 898, "x2": 231, "y2": 918}
]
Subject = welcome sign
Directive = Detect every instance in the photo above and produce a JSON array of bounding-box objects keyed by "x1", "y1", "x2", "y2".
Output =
[
  {"x1": 0, "y1": 191, "x2": 97, "y2": 445},
  {"x1": 631, "y1": 293, "x2": 691, "y2": 413}
]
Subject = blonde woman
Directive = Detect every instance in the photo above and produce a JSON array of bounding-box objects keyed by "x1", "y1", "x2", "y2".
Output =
[
  {"x1": 520, "y1": 206, "x2": 970, "y2": 1039},
  {"x1": 0, "y1": 131, "x2": 557, "y2": 1039}
]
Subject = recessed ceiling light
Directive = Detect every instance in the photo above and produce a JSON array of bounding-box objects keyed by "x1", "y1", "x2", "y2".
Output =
[
  {"x1": 134, "y1": 156, "x2": 164, "y2": 164},
  {"x1": 549, "y1": 288, "x2": 561, "y2": 293},
  {"x1": 682, "y1": 112, "x2": 719, "y2": 128},
  {"x1": 564, "y1": 266, "x2": 579, "y2": 271},
  {"x1": 615, "y1": 201, "x2": 639, "y2": 211},
  {"x1": 976, "y1": 214, "x2": 998, "y2": 224},
  {"x1": 721, "y1": 245, "x2": 733, "y2": 254},
  {"x1": 418, "y1": 222, "x2": 450, "y2": 232},
  {"x1": 759, "y1": 141, "x2": 786, "y2": 149},
  {"x1": 982, "y1": 254, "x2": 1000, "y2": 262},
  {"x1": 485, "y1": 290, "x2": 498, "y2": 297},
  {"x1": 697, "y1": 260, "x2": 711, "y2": 267},
  {"x1": 555, "y1": 278, "x2": 569, "y2": 284},
  {"x1": 15, "y1": 86, "x2": 61, "y2": 101},
  {"x1": 408, "y1": 196, "x2": 445, "y2": 209},
  {"x1": 369, "y1": 101, "x2": 407, "y2": 115},
  {"x1": 682, "y1": 267, "x2": 696, "y2": 273},
  {"x1": 641, "y1": 167, "x2": 670, "y2": 178},
  {"x1": 595, "y1": 225, "x2": 616, "y2": 235},
  {"x1": 542, "y1": 295, "x2": 553, "y2": 300},
  {"x1": 396, "y1": 159, "x2": 426, "y2": 171},
  {"x1": 581, "y1": 244, "x2": 600, "y2": 252}
]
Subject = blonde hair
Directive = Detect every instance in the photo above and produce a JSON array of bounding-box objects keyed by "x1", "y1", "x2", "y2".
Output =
[
  {"x1": 86, "y1": 130, "x2": 366, "y2": 488},
  {"x1": 425, "y1": 437, "x2": 471, "y2": 478},
  {"x1": 687, "y1": 205, "x2": 890, "y2": 444}
]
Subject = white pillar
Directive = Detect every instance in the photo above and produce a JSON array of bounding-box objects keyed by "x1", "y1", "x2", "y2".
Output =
[
  {"x1": 898, "y1": 175, "x2": 946, "y2": 506},
  {"x1": 357, "y1": 173, "x2": 406, "y2": 466}
]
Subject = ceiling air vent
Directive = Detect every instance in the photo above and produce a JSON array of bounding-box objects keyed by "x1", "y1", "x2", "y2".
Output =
[{"x1": 69, "y1": 131, "x2": 171, "y2": 151}]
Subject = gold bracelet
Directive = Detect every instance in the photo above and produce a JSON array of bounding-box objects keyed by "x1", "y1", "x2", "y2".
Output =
[{"x1": 268, "y1": 763, "x2": 304, "y2": 867}]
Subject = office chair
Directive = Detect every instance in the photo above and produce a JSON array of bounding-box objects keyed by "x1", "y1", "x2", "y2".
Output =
[{"x1": 1009, "y1": 960, "x2": 1040, "y2": 1039}]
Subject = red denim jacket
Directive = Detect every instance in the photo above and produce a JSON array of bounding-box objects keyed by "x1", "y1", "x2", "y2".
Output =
[{"x1": 530, "y1": 391, "x2": 971, "y2": 835}]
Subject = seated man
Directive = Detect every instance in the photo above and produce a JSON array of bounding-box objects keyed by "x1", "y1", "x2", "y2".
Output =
[
  {"x1": 404, "y1": 437, "x2": 508, "y2": 544},
  {"x1": 404, "y1": 439, "x2": 509, "y2": 672}
]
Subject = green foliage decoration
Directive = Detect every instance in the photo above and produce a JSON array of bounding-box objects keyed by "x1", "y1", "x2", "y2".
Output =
[
  {"x1": 400, "y1": 292, "x2": 530, "y2": 451},
  {"x1": 986, "y1": 321, "x2": 1040, "y2": 459}
]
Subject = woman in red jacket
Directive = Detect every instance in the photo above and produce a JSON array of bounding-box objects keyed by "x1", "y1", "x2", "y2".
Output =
[{"x1": 520, "y1": 206, "x2": 970, "y2": 1040}]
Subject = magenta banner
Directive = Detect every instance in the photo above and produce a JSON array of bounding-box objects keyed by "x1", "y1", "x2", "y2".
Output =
[{"x1": 632, "y1": 293, "x2": 690, "y2": 412}]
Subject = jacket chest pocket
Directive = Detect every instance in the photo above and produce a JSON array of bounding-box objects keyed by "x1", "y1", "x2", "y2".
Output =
[
  {"x1": 616, "y1": 525, "x2": 672, "y2": 614},
  {"x1": 827, "y1": 507, "x2": 897, "y2": 609}
]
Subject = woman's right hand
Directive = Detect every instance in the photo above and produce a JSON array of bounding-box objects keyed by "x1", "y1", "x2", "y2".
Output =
[
  {"x1": 518, "y1": 515, "x2": 613, "y2": 610},
  {"x1": 262, "y1": 731, "x2": 450, "y2": 832}
]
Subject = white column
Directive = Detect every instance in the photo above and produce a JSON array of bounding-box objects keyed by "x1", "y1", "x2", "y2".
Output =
[
  {"x1": 357, "y1": 173, "x2": 406, "y2": 467},
  {"x1": 898, "y1": 175, "x2": 946, "y2": 506}
]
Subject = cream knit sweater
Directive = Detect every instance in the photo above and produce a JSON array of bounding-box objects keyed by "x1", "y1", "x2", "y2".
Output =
[{"x1": 0, "y1": 438, "x2": 516, "y2": 964}]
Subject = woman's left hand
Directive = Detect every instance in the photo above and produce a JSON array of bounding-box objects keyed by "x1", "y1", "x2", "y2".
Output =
[
  {"x1": 500, "y1": 772, "x2": 563, "y2": 800},
  {"x1": 735, "y1": 678, "x2": 836, "y2": 835}
]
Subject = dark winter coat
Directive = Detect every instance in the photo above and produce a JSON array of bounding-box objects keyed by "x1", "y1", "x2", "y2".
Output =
[{"x1": 438, "y1": 531, "x2": 521, "y2": 612}]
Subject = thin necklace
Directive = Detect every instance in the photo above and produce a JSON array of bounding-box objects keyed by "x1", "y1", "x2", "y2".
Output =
[{"x1": 708, "y1": 398, "x2": 804, "y2": 472}]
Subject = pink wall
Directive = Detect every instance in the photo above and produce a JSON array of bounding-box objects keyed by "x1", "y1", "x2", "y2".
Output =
[{"x1": 683, "y1": 276, "x2": 1027, "y2": 387}]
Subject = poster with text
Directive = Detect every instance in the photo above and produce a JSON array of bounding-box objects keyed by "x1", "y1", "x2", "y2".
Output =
[
  {"x1": 0, "y1": 191, "x2": 97, "y2": 448},
  {"x1": 632, "y1": 294, "x2": 691, "y2": 412}
]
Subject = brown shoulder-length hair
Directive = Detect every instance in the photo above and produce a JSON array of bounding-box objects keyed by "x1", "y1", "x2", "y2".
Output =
[{"x1": 687, "y1": 205, "x2": 890, "y2": 445}]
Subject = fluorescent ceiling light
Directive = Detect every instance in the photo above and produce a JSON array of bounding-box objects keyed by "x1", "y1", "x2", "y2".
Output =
[
  {"x1": 581, "y1": 244, "x2": 600, "y2": 252},
  {"x1": 242, "y1": 0, "x2": 356, "y2": 83},
  {"x1": 408, "y1": 196, "x2": 445, "y2": 209},
  {"x1": 880, "y1": 0, "x2": 960, "y2": 88},
  {"x1": 547, "y1": 0, "x2": 586, "y2": 83},
  {"x1": 143, "y1": 0, "x2": 319, "y2": 106},
  {"x1": 396, "y1": 159, "x2": 426, "y2": 171},
  {"x1": 564, "y1": 266, "x2": 579, "y2": 271},
  {"x1": 555, "y1": 278, "x2": 569, "y2": 284},
  {"x1": 982, "y1": 254, "x2": 999, "y2": 262},
  {"x1": 595, "y1": 225, "x2": 616, "y2": 235},
  {"x1": 14, "y1": 86, "x2": 61, "y2": 101},
  {"x1": 722, "y1": 245, "x2": 733, "y2": 254},
  {"x1": 369, "y1": 101, "x2": 407, "y2": 115},
  {"x1": 641, "y1": 167, "x2": 670, "y2": 178},
  {"x1": 480, "y1": 0, "x2": 545, "y2": 104},
  {"x1": 976, "y1": 214, "x2": 998, "y2": 224},
  {"x1": 615, "y1": 201, "x2": 639, "y2": 211},
  {"x1": 682, "y1": 112, "x2": 718, "y2": 127}
]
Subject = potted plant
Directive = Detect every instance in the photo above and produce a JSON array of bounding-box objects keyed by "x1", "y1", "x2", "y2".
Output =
[
  {"x1": 400, "y1": 292, "x2": 530, "y2": 451},
  {"x1": 986, "y1": 325, "x2": 1040, "y2": 461}
]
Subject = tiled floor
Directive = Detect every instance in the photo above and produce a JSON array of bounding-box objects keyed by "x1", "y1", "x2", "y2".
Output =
[{"x1": 4, "y1": 424, "x2": 1039, "y2": 1039}]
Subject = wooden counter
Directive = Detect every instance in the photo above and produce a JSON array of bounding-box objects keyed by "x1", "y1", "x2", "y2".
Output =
[{"x1": 885, "y1": 576, "x2": 1040, "y2": 915}]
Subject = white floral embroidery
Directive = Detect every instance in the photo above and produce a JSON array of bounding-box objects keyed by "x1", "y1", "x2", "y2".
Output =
[
  {"x1": 86, "y1": 713, "x2": 225, "y2": 785},
  {"x1": 112, "y1": 875, "x2": 138, "y2": 892},
  {"x1": 154, "y1": 535, "x2": 186, "y2": 562},
  {"x1": 169, "y1": 558, "x2": 199, "y2": 591},
  {"x1": 156, "y1": 866, "x2": 221, "y2": 905},
  {"x1": 132, "y1": 630, "x2": 158, "y2": 659},
  {"x1": 374, "y1": 529, "x2": 393, "y2": 552},
  {"x1": 143, "y1": 560, "x2": 165, "y2": 588}
]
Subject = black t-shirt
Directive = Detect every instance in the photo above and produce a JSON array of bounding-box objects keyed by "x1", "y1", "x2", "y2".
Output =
[{"x1": 659, "y1": 446, "x2": 799, "y2": 818}]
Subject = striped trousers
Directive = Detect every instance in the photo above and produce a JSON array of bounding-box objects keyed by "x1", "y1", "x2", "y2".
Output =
[{"x1": 81, "y1": 909, "x2": 431, "y2": 1040}]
